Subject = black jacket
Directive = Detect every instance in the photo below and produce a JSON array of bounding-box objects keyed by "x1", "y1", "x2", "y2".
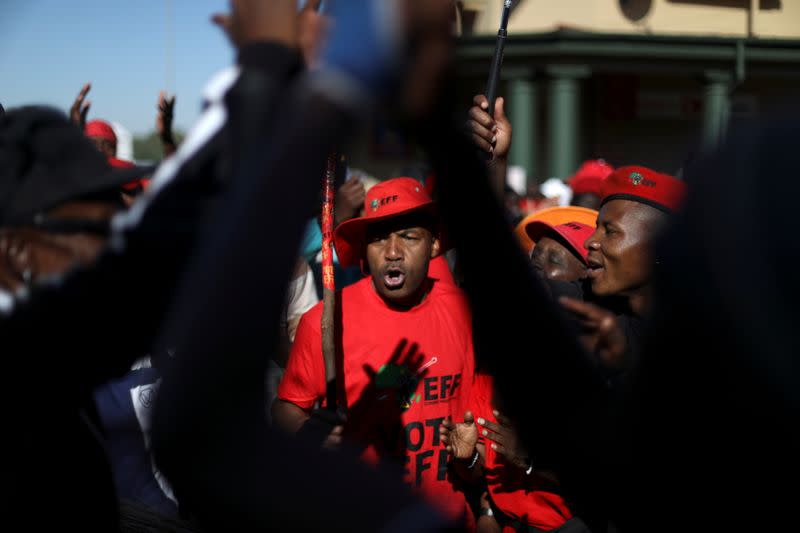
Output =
[{"x1": 0, "y1": 42, "x2": 303, "y2": 530}]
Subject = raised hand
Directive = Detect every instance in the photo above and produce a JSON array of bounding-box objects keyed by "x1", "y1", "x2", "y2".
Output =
[
  {"x1": 334, "y1": 178, "x2": 366, "y2": 226},
  {"x1": 156, "y1": 92, "x2": 175, "y2": 141},
  {"x1": 559, "y1": 296, "x2": 627, "y2": 371},
  {"x1": 298, "y1": 0, "x2": 330, "y2": 68},
  {"x1": 156, "y1": 91, "x2": 177, "y2": 157},
  {"x1": 69, "y1": 83, "x2": 91, "y2": 128},
  {"x1": 398, "y1": 0, "x2": 456, "y2": 119},
  {"x1": 211, "y1": 0, "x2": 297, "y2": 50},
  {"x1": 440, "y1": 411, "x2": 478, "y2": 460},
  {"x1": 467, "y1": 94, "x2": 512, "y2": 160},
  {"x1": 478, "y1": 411, "x2": 529, "y2": 470}
]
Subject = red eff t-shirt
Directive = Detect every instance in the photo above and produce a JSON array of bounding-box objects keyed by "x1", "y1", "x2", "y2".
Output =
[
  {"x1": 470, "y1": 374, "x2": 573, "y2": 531},
  {"x1": 427, "y1": 255, "x2": 455, "y2": 286},
  {"x1": 278, "y1": 277, "x2": 475, "y2": 521}
]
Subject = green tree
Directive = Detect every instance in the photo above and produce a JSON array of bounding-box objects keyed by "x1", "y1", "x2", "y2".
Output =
[{"x1": 133, "y1": 130, "x2": 184, "y2": 163}]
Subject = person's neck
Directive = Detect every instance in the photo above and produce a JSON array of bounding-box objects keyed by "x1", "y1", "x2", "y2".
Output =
[
  {"x1": 626, "y1": 284, "x2": 652, "y2": 317},
  {"x1": 373, "y1": 279, "x2": 431, "y2": 311}
]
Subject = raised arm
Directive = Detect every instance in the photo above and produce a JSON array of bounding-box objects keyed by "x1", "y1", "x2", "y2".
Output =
[
  {"x1": 156, "y1": 91, "x2": 177, "y2": 158},
  {"x1": 416, "y1": 89, "x2": 612, "y2": 527}
]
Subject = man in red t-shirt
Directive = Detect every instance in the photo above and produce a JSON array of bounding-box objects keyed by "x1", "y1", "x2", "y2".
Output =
[{"x1": 274, "y1": 177, "x2": 476, "y2": 524}]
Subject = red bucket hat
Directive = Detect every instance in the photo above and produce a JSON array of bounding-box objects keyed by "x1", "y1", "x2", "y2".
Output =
[
  {"x1": 525, "y1": 221, "x2": 595, "y2": 264},
  {"x1": 334, "y1": 177, "x2": 437, "y2": 267},
  {"x1": 84, "y1": 119, "x2": 117, "y2": 144},
  {"x1": 601, "y1": 165, "x2": 686, "y2": 213},
  {"x1": 568, "y1": 159, "x2": 614, "y2": 196}
]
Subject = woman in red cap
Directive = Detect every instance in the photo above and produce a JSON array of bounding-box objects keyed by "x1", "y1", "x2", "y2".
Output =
[{"x1": 526, "y1": 221, "x2": 596, "y2": 283}]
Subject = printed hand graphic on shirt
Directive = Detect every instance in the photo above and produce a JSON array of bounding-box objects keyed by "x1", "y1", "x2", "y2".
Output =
[
  {"x1": 364, "y1": 339, "x2": 438, "y2": 411},
  {"x1": 375, "y1": 356, "x2": 438, "y2": 410}
]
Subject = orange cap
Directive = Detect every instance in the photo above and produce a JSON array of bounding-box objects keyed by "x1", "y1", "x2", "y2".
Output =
[{"x1": 514, "y1": 206, "x2": 598, "y2": 253}]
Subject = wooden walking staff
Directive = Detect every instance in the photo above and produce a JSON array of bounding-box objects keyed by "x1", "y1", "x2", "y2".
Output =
[{"x1": 321, "y1": 152, "x2": 338, "y2": 411}]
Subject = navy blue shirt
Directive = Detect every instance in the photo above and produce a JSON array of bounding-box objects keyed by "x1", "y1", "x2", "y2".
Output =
[{"x1": 94, "y1": 362, "x2": 178, "y2": 517}]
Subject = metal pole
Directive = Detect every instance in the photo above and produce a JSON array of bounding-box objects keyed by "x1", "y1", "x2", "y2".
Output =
[{"x1": 484, "y1": 0, "x2": 512, "y2": 117}]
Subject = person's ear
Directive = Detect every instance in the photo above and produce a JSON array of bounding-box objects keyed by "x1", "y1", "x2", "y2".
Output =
[{"x1": 431, "y1": 236, "x2": 441, "y2": 258}]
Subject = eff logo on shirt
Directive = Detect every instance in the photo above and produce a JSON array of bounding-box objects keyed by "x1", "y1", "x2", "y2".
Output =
[
  {"x1": 375, "y1": 359, "x2": 461, "y2": 410},
  {"x1": 422, "y1": 374, "x2": 462, "y2": 404}
]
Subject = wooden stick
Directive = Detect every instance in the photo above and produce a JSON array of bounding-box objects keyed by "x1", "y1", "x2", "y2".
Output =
[{"x1": 321, "y1": 152, "x2": 338, "y2": 411}]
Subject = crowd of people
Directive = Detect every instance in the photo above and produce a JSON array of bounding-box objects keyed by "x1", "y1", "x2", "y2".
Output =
[{"x1": 1, "y1": 1, "x2": 797, "y2": 532}]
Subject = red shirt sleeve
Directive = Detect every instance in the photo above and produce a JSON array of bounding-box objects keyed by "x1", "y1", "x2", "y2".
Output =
[
  {"x1": 469, "y1": 374, "x2": 494, "y2": 423},
  {"x1": 277, "y1": 307, "x2": 326, "y2": 410}
]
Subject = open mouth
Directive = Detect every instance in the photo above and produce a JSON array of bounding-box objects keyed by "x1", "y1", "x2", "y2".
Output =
[
  {"x1": 586, "y1": 257, "x2": 605, "y2": 279},
  {"x1": 383, "y1": 267, "x2": 406, "y2": 289}
]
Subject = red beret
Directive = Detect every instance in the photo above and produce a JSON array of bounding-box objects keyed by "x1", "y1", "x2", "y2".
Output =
[
  {"x1": 85, "y1": 119, "x2": 117, "y2": 144},
  {"x1": 601, "y1": 165, "x2": 686, "y2": 213},
  {"x1": 568, "y1": 159, "x2": 614, "y2": 196}
]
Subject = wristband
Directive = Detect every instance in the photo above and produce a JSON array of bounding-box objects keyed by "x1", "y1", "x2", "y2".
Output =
[
  {"x1": 524, "y1": 458, "x2": 534, "y2": 475},
  {"x1": 478, "y1": 507, "x2": 494, "y2": 518}
]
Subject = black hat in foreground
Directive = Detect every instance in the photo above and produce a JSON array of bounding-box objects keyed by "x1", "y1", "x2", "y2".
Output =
[{"x1": 0, "y1": 106, "x2": 152, "y2": 226}]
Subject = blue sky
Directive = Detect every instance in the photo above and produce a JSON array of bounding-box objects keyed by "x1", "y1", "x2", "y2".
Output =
[{"x1": 1, "y1": 0, "x2": 235, "y2": 135}]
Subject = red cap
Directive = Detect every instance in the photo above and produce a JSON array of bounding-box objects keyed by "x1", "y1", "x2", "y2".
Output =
[
  {"x1": 516, "y1": 206, "x2": 598, "y2": 252},
  {"x1": 568, "y1": 159, "x2": 614, "y2": 196},
  {"x1": 423, "y1": 173, "x2": 437, "y2": 198},
  {"x1": 525, "y1": 221, "x2": 595, "y2": 264},
  {"x1": 108, "y1": 157, "x2": 149, "y2": 192},
  {"x1": 120, "y1": 179, "x2": 149, "y2": 192},
  {"x1": 85, "y1": 120, "x2": 117, "y2": 143},
  {"x1": 601, "y1": 165, "x2": 686, "y2": 213},
  {"x1": 108, "y1": 157, "x2": 134, "y2": 169},
  {"x1": 334, "y1": 177, "x2": 436, "y2": 267}
]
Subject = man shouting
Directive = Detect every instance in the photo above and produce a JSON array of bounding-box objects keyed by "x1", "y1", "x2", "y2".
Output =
[{"x1": 274, "y1": 177, "x2": 476, "y2": 526}]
